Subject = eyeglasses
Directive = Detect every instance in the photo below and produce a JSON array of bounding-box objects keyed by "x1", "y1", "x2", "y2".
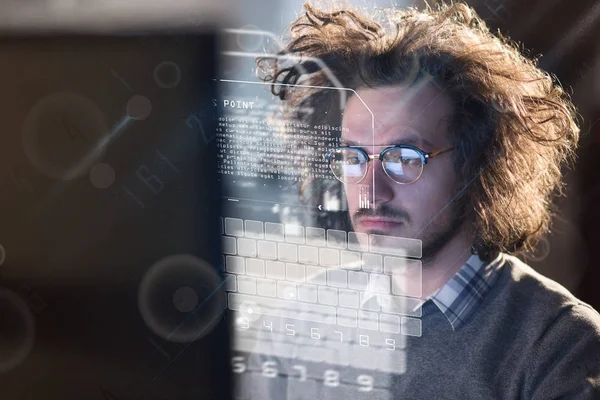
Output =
[{"x1": 326, "y1": 145, "x2": 454, "y2": 184}]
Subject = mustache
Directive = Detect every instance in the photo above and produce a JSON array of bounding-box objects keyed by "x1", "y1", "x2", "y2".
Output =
[{"x1": 352, "y1": 204, "x2": 411, "y2": 224}]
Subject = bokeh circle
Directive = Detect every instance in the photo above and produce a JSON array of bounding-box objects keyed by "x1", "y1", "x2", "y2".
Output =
[
  {"x1": 239, "y1": 300, "x2": 261, "y2": 322},
  {"x1": 22, "y1": 92, "x2": 108, "y2": 180},
  {"x1": 153, "y1": 62, "x2": 181, "y2": 89},
  {"x1": 89, "y1": 163, "x2": 115, "y2": 189},
  {"x1": 126, "y1": 95, "x2": 152, "y2": 120},
  {"x1": 138, "y1": 254, "x2": 225, "y2": 343},
  {"x1": 524, "y1": 237, "x2": 551, "y2": 262},
  {"x1": 236, "y1": 24, "x2": 264, "y2": 52},
  {"x1": 173, "y1": 286, "x2": 199, "y2": 313},
  {"x1": 0, "y1": 289, "x2": 35, "y2": 374}
]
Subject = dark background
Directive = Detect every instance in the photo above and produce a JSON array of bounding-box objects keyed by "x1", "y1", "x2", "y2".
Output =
[{"x1": 450, "y1": 0, "x2": 600, "y2": 312}]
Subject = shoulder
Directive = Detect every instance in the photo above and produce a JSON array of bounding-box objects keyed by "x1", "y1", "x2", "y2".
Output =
[
  {"x1": 494, "y1": 255, "x2": 600, "y2": 397},
  {"x1": 502, "y1": 255, "x2": 600, "y2": 365},
  {"x1": 472, "y1": 253, "x2": 600, "y2": 345},
  {"x1": 498, "y1": 254, "x2": 599, "y2": 320}
]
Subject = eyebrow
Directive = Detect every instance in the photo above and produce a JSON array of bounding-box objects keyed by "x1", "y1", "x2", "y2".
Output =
[{"x1": 340, "y1": 135, "x2": 435, "y2": 149}]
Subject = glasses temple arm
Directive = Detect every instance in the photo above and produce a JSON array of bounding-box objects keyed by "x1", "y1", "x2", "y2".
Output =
[{"x1": 427, "y1": 147, "x2": 454, "y2": 158}]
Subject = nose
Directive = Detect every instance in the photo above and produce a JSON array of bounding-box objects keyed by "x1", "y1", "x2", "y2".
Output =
[{"x1": 360, "y1": 159, "x2": 394, "y2": 209}]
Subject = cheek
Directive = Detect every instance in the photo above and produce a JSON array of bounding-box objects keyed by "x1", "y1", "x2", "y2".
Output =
[{"x1": 395, "y1": 168, "x2": 458, "y2": 213}]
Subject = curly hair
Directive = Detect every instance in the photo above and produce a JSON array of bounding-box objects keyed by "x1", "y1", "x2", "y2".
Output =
[{"x1": 256, "y1": 1, "x2": 580, "y2": 261}]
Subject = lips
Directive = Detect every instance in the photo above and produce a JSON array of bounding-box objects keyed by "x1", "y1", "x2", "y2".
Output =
[{"x1": 357, "y1": 218, "x2": 404, "y2": 231}]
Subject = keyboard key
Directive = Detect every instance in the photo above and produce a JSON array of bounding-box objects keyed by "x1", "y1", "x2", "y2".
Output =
[
  {"x1": 338, "y1": 289, "x2": 359, "y2": 308},
  {"x1": 306, "y1": 266, "x2": 326, "y2": 285},
  {"x1": 360, "y1": 292, "x2": 381, "y2": 311},
  {"x1": 237, "y1": 238, "x2": 257, "y2": 257},
  {"x1": 369, "y1": 274, "x2": 390, "y2": 294},
  {"x1": 225, "y1": 217, "x2": 244, "y2": 237},
  {"x1": 384, "y1": 256, "x2": 421, "y2": 274},
  {"x1": 277, "y1": 281, "x2": 297, "y2": 300},
  {"x1": 327, "y1": 229, "x2": 347, "y2": 249},
  {"x1": 222, "y1": 236, "x2": 236, "y2": 255},
  {"x1": 226, "y1": 256, "x2": 245, "y2": 274},
  {"x1": 237, "y1": 276, "x2": 257, "y2": 294},
  {"x1": 347, "y1": 231, "x2": 369, "y2": 252},
  {"x1": 392, "y1": 276, "x2": 421, "y2": 298},
  {"x1": 286, "y1": 263, "x2": 306, "y2": 282},
  {"x1": 385, "y1": 257, "x2": 422, "y2": 298},
  {"x1": 340, "y1": 251, "x2": 361, "y2": 270},
  {"x1": 257, "y1": 241, "x2": 277, "y2": 260},
  {"x1": 257, "y1": 278, "x2": 277, "y2": 297},
  {"x1": 228, "y1": 293, "x2": 337, "y2": 324},
  {"x1": 319, "y1": 248, "x2": 339, "y2": 267},
  {"x1": 362, "y1": 253, "x2": 382, "y2": 273},
  {"x1": 223, "y1": 273, "x2": 236, "y2": 292},
  {"x1": 298, "y1": 284, "x2": 317, "y2": 303},
  {"x1": 265, "y1": 261, "x2": 286, "y2": 280},
  {"x1": 298, "y1": 246, "x2": 319, "y2": 265},
  {"x1": 327, "y1": 269, "x2": 347, "y2": 288},
  {"x1": 265, "y1": 222, "x2": 284, "y2": 241},
  {"x1": 245, "y1": 258, "x2": 265, "y2": 277},
  {"x1": 305, "y1": 227, "x2": 325, "y2": 246},
  {"x1": 380, "y1": 295, "x2": 422, "y2": 317},
  {"x1": 401, "y1": 317, "x2": 422, "y2": 337},
  {"x1": 244, "y1": 220, "x2": 264, "y2": 239},
  {"x1": 285, "y1": 224, "x2": 305, "y2": 244},
  {"x1": 318, "y1": 286, "x2": 338, "y2": 306},
  {"x1": 337, "y1": 308, "x2": 357, "y2": 327},
  {"x1": 380, "y1": 314, "x2": 401, "y2": 334},
  {"x1": 278, "y1": 243, "x2": 298, "y2": 262},
  {"x1": 348, "y1": 271, "x2": 369, "y2": 291},
  {"x1": 369, "y1": 234, "x2": 422, "y2": 258},
  {"x1": 358, "y1": 310, "x2": 379, "y2": 331}
]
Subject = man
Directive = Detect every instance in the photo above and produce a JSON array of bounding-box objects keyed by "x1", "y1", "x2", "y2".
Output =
[{"x1": 253, "y1": 1, "x2": 600, "y2": 399}]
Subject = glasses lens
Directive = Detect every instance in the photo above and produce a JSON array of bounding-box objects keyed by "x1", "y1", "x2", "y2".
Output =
[
  {"x1": 329, "y1": 148, "x2": 368, "y2": 183},
  {"x1": 382, "y1": 147, "x2": 423, "y2": 184}
]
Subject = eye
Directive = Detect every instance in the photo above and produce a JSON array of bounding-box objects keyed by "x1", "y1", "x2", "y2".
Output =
[
  {"x1": 401, "y1": 157, "x2": 421, "y2": 166},
  {"x1": 344, "y1": 157, "x2": 362, "y2": 164}
]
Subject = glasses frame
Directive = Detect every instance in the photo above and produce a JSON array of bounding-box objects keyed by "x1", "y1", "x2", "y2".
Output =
[{"x1": 326, "y1": 144, "x2": 454, "y2": 184}]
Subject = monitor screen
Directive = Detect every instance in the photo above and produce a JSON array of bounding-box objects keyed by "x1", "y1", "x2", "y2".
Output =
[{"x1": 0, "y1": 32, "x2": 230, "y2": 399}]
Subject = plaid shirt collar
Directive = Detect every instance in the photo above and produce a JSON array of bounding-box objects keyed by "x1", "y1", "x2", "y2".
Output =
[{"x1": 425, "y1": 253, "x2": 504, "y2": 330}]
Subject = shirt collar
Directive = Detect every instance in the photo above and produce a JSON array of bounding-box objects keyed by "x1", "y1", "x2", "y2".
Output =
[{"x1": 426, "y1": 252, "x2": 504, "y2": 330}]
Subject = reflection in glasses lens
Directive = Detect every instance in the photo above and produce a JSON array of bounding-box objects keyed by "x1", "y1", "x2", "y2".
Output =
[
  {"x1": 329, "y1": 148, "x2": 369, "y2": 184},
  {"x1": 328, "y1": 147, "x2": 424, "y2": 184},
  {"x1": 381, "y1": 147, "x2": 423, "y2": 184}
]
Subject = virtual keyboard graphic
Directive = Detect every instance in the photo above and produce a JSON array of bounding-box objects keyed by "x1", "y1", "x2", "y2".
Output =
[{"x1": 223, "y1": 216, "x2": 423, "y2": 377}]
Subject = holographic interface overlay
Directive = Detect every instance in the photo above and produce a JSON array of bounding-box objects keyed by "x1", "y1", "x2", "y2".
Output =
[{"x1": 218, "y1": 44, "x2": 424, "y2": 398}]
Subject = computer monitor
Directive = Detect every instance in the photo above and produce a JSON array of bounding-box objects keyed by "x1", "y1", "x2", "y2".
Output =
[{"x1": 0, "y1": 30, "x2": 231, "y2": 399}]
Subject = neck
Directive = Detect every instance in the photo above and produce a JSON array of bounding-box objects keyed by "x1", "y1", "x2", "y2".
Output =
[{"x1": 419, "y1": 226, "x2": 476, "y2": 298}]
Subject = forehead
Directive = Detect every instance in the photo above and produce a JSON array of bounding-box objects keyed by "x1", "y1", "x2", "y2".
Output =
[{"x1": 341, "y1": 83, "x2": 454, "y2": 147}]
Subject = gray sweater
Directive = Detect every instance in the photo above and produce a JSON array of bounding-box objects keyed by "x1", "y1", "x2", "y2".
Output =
[{"x1": 391, "y1": 254, "x2": 600, "y2": 399}]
